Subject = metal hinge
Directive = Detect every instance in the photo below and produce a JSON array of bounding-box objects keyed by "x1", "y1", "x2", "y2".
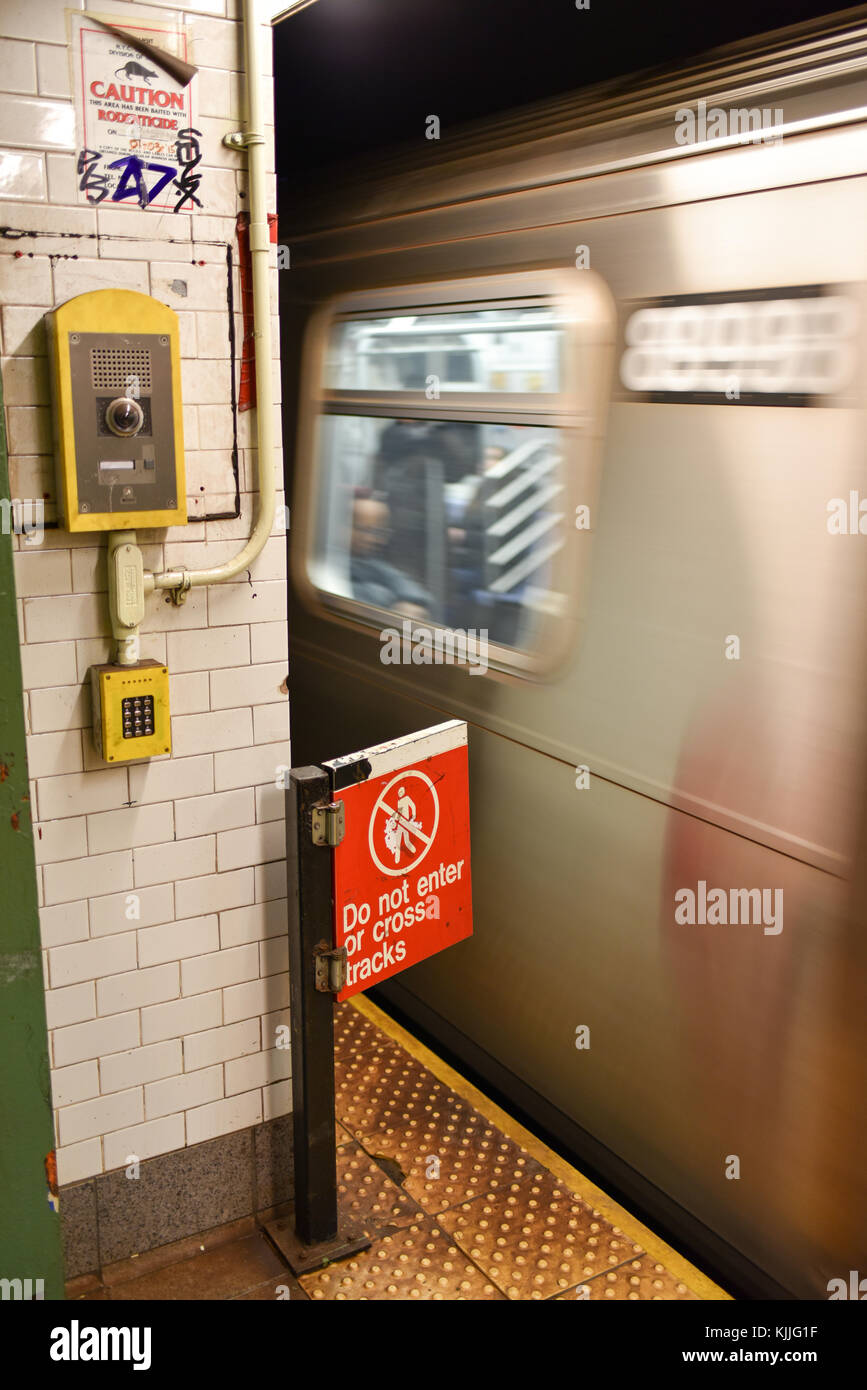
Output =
[
  {"x1": 311, "y1": 801, "x2": 345, "y2": 846},
  {"x1": 314, "y1": 943, "x2": 348, "y2": 993}
]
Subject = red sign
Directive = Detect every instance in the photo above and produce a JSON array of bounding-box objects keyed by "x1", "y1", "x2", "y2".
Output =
[{"x1": 326, "y1": 721, "x2": 473, "y2": 1001}]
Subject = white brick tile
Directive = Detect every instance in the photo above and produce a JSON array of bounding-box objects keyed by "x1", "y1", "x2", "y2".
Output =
[
  {"x1": 255, "y1": 859, "x2": 287, "y2": 903},
  {"x1": 217, "y1": 819, "x2": 285, "y2": 873},
  {"x1": 222, "y1": 973, "x2": 288, "y2": 1025},
  {"x1": 2, "y1": 304, "x2": 47, "y2": 355},
  {"x1": 151, "y1": 261, "x2": 229, "y2": 311},
  {"x1": 208, "y1": 579, "x2": 285, "y2": 627},
  {"x1": 171, "y1": 708, "x2": 252, "y2": 758},
  {"x1": 183, "y1": 1017, "x2": 258, "y2": 1072},
  {"x1": 141, "y1": 584, "x2": 207, "y2": 633},
  {"x1": 263, "y1": 1079, "x2": 292, "y2": 1122},
  {"x1": 185, "y1": 449, "x2": 235, "y2": 497},
  {"x1": 54, "y1": 258, "x2": 148, "y2": 300},
  {"x1": 0, "y1": 38, "x2": 37, "y2": 93},
  {"x1": 24, "y1": 593, "x2": 107, "y2": 643},
  {"x1": 181, "y1": 942, "x2": 258, "y2": 996},
  {"x1": 145, "y1": 1064, "x2": 222, "y2": 1120},
  {"x1": 255, "y1": 783, "x2": 284, "y2": 824},
  {"x1": 133, "y1": 834, "x2": 214, "y2": 889},
  {"x1": 36, "y1": 767, "x2": 128, "y2": 821},
  {"x1": 29, "y1": 683, "x2": 89, "y2": 733},
  {"x1": 225, "y1": 1046, "x2": 289, "y2": 1097},
  {"x1": 26, "y1": 730, "x2": 83, "y2": 778},
  {"x1": 59, "y1": 1088, "x2": 143, "y2": 1148},
  {"x1": 138, "y1": 913, "x2": 219, "y2": 967},
  {"x1": 46, "y1": 151, "x2": 77, "y2": 203},
  {"x1": 35, "y1": 43, "x2": 71, "y2": 98},
  {"x1": 219, "y1": 899, "x2": 285, "y2": 949},
  {"x1": 99, "y1": 1040, "x2": 182, "y2": 1094},
  {"x1": 39, "y1": 899, "x2": 89, "y2": 949},
  {"x1": 97, "y1": 963, "x2": 179, "y2": 1016},
  {"x1": 56, "y1": 1138, "x2": 102, "y2": 1185},
  {"x1": 2, "y1": 353, "x2": 50, "y2": 406},
  {"x1": 0, "y1": 92, "x2": 74, "y2": 149},
  {"x1": 12, "y1": 547, "x2": 69, "y2": 597},
  {"x1": 196, "y1": 403, "x2": 233, "y2": 449},
  {"x1": 7, "y1": 404, "x2": 51, "y2": 453},
  {"x1": 195, "y1": 309, "x2": 231, "y2": 355},
  {"x1": 90, "y1": 883, "x2": 173, "y2": 938},
  {"x1": 0, "y1": 253, "x2": 52, "y2": 306},
  {"x1": 103, "y1": 1114, "x2": 185, "y2": 1172},
  {"x1": 20, "y1": 641, "x2": 77, "y2": 690},
  {"x1": 214, "y1": 740, "x2": 287, "y2": 792},
  {"x1": 53, "y1": 1011, "x2": 139, "y2": 1068},
  {"x1": 174, "y1": 787, "x2": 253, "y2": 840},
  {"x1": 253, "y1": 701, "x2": 288, "y2": 745},
  {"x1": 45, "y1": 981, "x2": 95, "y2": 1029},
  {"x1": 87, "y1": 802, "x2": 173, "y2": 855},
  {"x1": 127, "y1": 753, "x2": 213, "y2": 806},
  {"x1": 141, "y1": 991, "x2": 222, "y2": 1046},
  {"x1": 181, "y1": 356, "x2": 231, "y2": 405},
  {"x1": 260, "y1": 936, "x2": 289, "y2": 979},
  {"x1": 165, "y1": 624, "x2": 249, "y2": 674},
  {"x1": 210, "y1": 661, "x2": 285, "y2": 711},
  {"x1": 263, "y1": 1008, "x2": 290, "y2": 1050},
  {"x1": 51, "y1": 1060, "x2": 99, "y2": 1108},
  {"x1": 48, "y1": 932, "x2": 137, "y2": 989},
  {"x1": 44, "y1": 849, "x2": 132, "y2": 906},
  {"x1": 168, "y1": 671, "x2": 210, "y2": 715},
  {"x1": 34, "y1": 816, "x2": 87, "y2": 864},
  {"x1": 182, "y1": 403, "x2": 199, "y2": 450},
  {"x1": 185, "y1": 1089, "x2": 261, "y2": 1146},
  {"x1": 175, "y1": 867, "x2": 253, "y2": 919}
]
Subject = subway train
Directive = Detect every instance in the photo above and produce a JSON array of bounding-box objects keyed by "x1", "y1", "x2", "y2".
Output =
[{"x1": 281, "y1": 7, "x2": 867, "y2": 1298}]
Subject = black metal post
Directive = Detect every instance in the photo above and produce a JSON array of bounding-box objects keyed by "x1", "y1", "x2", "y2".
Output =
[
  {"x1": 263, "y1": 765, "x2": 370, "y2": 1275},
  {"x1": 287, "y1": 766, "x2": 337, "y2": 1244}
]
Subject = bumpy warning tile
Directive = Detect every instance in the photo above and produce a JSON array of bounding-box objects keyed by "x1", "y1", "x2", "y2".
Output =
[
  {"x1": 557, "y1": 1255, "x2": 701, "y2": 1300},
  {"x1": 335, "y1": 1039, "x2": 469, "y2": 1144},
  {"x1": 299, "y1": 1219, "x2": 505, "y2": 1301},
  {"x1": 335, "y1": 1140, "x2": 424, "y2": 1236},
  {"x1": 333, "y1": 1002, "x2": 389, "y2": 1062},
  {"x1": 372, "y1": 1110, "x2": 541, "y2": 1215},
  {"x1": 437, "y1": 1170, "x2": 644, "y2": 1300}
]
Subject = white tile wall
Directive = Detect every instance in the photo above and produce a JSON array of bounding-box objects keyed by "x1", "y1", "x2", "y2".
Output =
[{"x1": 3, "y1": 1, "x2": 290, "y2": 1183}]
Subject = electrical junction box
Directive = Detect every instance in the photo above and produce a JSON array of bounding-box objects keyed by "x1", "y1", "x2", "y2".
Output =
[
  {"x1": 91, "y1": 660, "x2": 171, "y2": 763},
  {"x1": 47, "y1": 289, "x2": 186, "y2": 532}
]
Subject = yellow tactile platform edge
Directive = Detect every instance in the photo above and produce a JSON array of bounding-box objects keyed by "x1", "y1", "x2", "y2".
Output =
[{"x1": 350, "y1": 993, "x2": 731, "y2": 1301}]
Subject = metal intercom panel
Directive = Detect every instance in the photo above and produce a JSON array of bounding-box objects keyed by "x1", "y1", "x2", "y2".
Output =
[{"x1": 47, "y1": 289, "x2": 186, "y2": 531}]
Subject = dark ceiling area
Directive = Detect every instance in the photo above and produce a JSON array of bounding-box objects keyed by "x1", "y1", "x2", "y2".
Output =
[{"x1": 273, "y1": 0, "x2": 863, "y2": 184}]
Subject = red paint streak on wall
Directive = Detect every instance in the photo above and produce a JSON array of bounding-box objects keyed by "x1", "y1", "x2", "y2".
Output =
[{"x1": 237, "y1": 212, "x2": 279, "y2": 412}]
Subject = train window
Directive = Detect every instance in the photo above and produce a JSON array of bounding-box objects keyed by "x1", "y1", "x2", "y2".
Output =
[
  {"x1": 325, "y1": 306, "x2": 563, "y2": 394},
  {"x1": 308, "y1": 414, "x2": 566, "y2": 651},
  {"x1": 294, "y1": 272, "x2": 615, "y2": 674}
]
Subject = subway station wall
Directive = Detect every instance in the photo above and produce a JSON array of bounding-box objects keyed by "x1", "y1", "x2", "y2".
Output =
[{"x1": 1, "y1": 0, "x2": 290, "y2": 1190}]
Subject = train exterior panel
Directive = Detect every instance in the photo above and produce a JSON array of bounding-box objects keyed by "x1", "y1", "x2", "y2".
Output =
[{"x1": 281, "y1": 10, "x2": 867, "y2": 1298}]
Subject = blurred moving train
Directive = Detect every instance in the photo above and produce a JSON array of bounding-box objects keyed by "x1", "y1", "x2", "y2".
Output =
[{"x1": 281, "y1": 7, "x2": 867, "y2": 1298}]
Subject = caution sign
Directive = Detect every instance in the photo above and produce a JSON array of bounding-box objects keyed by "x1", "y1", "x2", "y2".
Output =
[
  {"x1": 325, "y1": 721, "x2": 473, "y2": 1001},
  {"x1": 70, "y1": 12, "x2": 199, "y2": 213}
]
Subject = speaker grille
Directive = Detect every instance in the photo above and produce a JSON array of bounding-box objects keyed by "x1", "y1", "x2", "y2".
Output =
[{"x1": 90, "y1": 347, "x2": 152, "y2": 392}]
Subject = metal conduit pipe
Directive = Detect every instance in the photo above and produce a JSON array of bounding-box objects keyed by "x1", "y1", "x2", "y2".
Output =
[{"x1": 144, "y1": 0, "x2": 276, "y2": 598}]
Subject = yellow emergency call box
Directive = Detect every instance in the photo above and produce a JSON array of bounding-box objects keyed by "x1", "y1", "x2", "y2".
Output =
[
  {"x1": 47, "y1": 289, "x2": 186, "y2": 531},
  {"x1": 90, "y1": 660, "x2": 172, "y2": 763}
]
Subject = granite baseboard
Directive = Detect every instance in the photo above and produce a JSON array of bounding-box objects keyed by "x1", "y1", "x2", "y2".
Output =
[{"x1": 60, "y1": 1114, "x2": 294, "y2": 1280}]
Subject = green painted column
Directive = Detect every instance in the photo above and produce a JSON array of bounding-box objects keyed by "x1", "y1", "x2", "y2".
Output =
[{"x1": 0, "y1": 374, "x2": 65, "y2": 1299}]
